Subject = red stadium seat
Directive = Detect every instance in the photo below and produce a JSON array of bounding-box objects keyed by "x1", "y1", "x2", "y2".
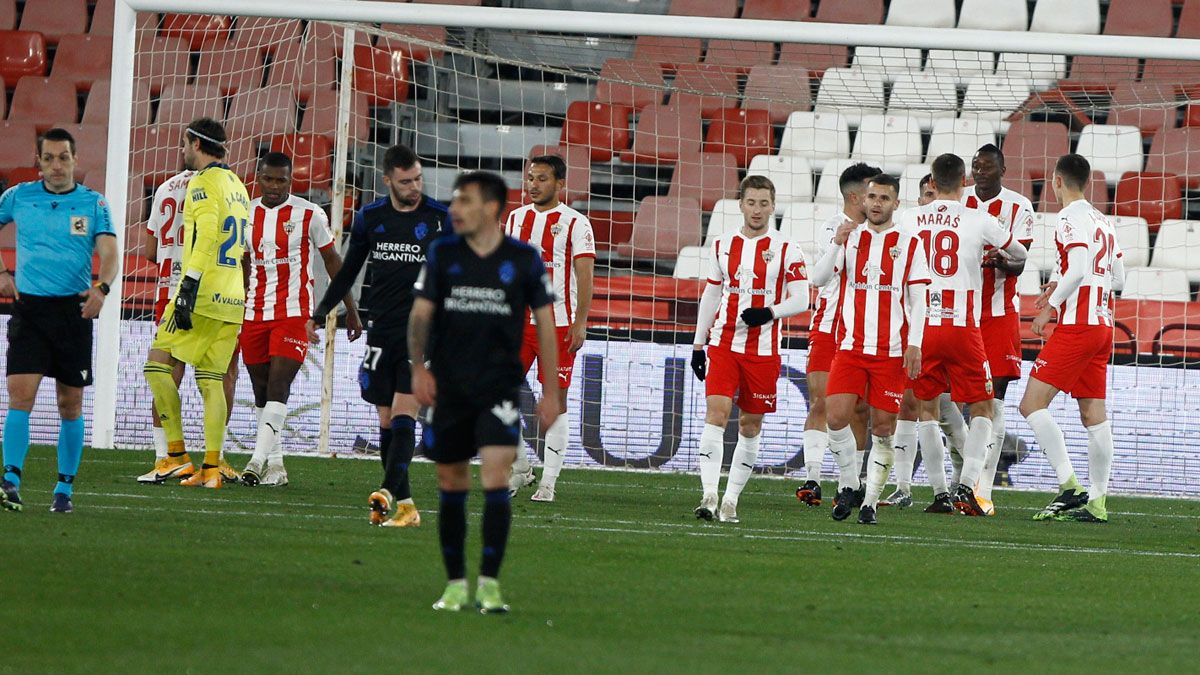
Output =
[
  {"x1": 560, "y1": 100, "x2": 632, "y2": 162},
  {"x1": 1179, "y1": 0, "x2": 1200, "y2": 38},
  {"x1": 0, "y1": 121, "x2": 37, "y2": 172},
  {"x1": 526, "y1": 144, "x2": 592, "y2": 204},
  {"x1": 703, "y1": 107, "x2": 772, "y2": 168},
  {"x1": 1114, "y1": 172, "x2": 1182, "y2": 225},
  {"x1": 1185, "y1": 103, "x2": 1200, "y2": 128},
  {"x1": 133, "y1": 36, "x2": 190, "y2": 95},
  {"x1": 1038, "y1": 170, "x2": 1110, "y2": 214},
  {"x1": 19, "y1": 0, "x2": 87, "y2": 45},
  {"x1": 227, "y1": 85, "x2": 298, "y2": 139},
  {"x1": 3, "y1": 165, "x2": 41, "y2": 185},
  {"x1": 195, "y1": 44, "x2": 267, "y2": 96},
  {"x1": 9, "y1": 77, "x2": 78, "y2": 129},
  {"x1": 1103, "y1": 0, "x2": 1172, "y2": 37},
  {"x1": 742, "y1": 64, "x2": 811, "y2": 124},
  {"x1": 815, "y1": 0, "x2": 884, "y2": 24},
  {"x1": 0, "y1": 0, "x2": 15, "y2": 31},
  {"x1": 669, "y1": 0, "x2": 738, "y2": 18},
  {"x1": 0, "y1": 30, "x2": 48, "y2": 81},
  {"x1": 615, "y1": 196, "x2": 702, "y2": 259},
  {"x1": 268, "y1": 41, "x2": 338, "y2": 101},
  {"x1": 64, "y1": 123, "x2": 107, "y2": 176},
  {"x1": 1147, "y1": 127, "x2": 1200, "y2": 189},
  {"x1": 741, "y1": 0, "x2": 811, "y2": 20},
  {"x1": 299, "y1": 88, "x2": 369, "y2": 142},
  {"x1": 776, "y1": 43, "x2": 850, "y2": 76},
  {"x1": 632, "y1": 36, "x2": 702, "y2": 71},
  {"x1": 1002, "y1": 120, "x2": 1070, "y2": 181},
  {"x1": 160, "y1": 14, "x2": 231, "y2": 50},
  {"x1": 129, "y1": 125, "x2": 181, "y2": 187},
  {"x1": 90, "y1": 0, "x2": 158, "y2": 35},
  {"x1": 82, "y1": 80, "x2": 151, "y2": 127},
  {"x1": 669, "y1": 64, "x2": 739, "y2": 119},
  {"x1": 1108, "y1": 81, "x2": 1178, "y2": 138},
  {"x1": 1141, "y1": 59, "x2": 1200, "y2": 94},
  {"x1": 351, "y1": 44, "x2": 410, "y2": 106},
  {"x1": 703, "y1": 40, "x2": 774, "y2": 72},
  {"x1": 667, "y1": 152, "x2": 738, "y2": 211},
  {"x1": 268, "y1": 134, "x2": 332, "y2": 192},
  {"x1": 620, "y1": 103, "x2": 702, "y2": 164},
  {"x1": 156, "y1": 84, "x2": 225, "y2": 130},
  {"x1": 49, "y1": 34, "x2": 112, "y2": 92},
  {"x1": 231, "y1": 17, "x2": 303, "y2": 53},
  {"x1": 378, "y1": 24, "x2": 448, "y2": 62},
  {"x1": 1062, "y1": 56, "x2": 1139, "y2": 93},
  {"x1": 594, "y1": 59, "x2": 664, "y2": 110},
  {"x1": 227, "y1": 136, "x2": 264, "y2": 181}
]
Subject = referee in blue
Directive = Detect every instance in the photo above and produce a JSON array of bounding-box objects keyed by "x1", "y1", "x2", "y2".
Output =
[{"x1": 0, "y1": 127, "x2": 117, "y2": 514}]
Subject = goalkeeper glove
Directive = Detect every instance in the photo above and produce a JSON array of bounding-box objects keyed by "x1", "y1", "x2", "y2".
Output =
[
  {"x1": 690, "y1": 348, "x2": 706, "y2": 381},
  {"x1": 174, "y1": 276, "x2": 199, "y2": 331},
  {"x1": 741, "y1": 307, "x2": 774, "y2": 327}
]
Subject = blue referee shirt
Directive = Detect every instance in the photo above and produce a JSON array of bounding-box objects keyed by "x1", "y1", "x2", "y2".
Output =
[{"x1": 0, "y1": 181, "x2": 115, "y2": 297}]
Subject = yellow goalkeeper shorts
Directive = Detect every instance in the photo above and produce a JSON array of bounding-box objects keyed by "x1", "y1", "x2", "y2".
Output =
[{"x1": 152, "y1": 303, "x2": 242, "y2": 373}]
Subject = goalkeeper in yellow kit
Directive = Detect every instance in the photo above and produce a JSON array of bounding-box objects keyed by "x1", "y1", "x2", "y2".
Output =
[{"x1": 143, "y1": 118, "x2": 250, "y2": 488}]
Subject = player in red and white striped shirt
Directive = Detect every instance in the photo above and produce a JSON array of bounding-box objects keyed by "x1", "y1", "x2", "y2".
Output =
[
  {"x1": 238, "y1": 153, "x2": 361, "y2": 486},
  {"x1": 503, "y1": 155, "x2": 595, "y2": 502},
  {"x1": 810, "y1": 174, "x2": 929, "y2": 525},
  {"x1": 898, "y1": 154, "x2": 1029, "y2": 517},
  {"x1": 1020, "y1": 154, "x2": 1125, "y2": 523},
  {"x1": 691, "y1": 176, "x2": 809, "y2": 523}
]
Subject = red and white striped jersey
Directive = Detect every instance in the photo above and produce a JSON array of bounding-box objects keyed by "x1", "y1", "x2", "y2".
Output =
[
  {"x1": 146, "y1": 170, "x2": 194, "y2": 319},
  {"x1": 962, "y1": 185, "x2": 1035, "y2": 318},
  {"x1": 704, "y1": 229, "x2": 808, "y2": 357},
  {"x1": 897, "y1": 200, "x2": 1012, "y2": 328},
  {"x1": 245, "y1": 194, "x2": 335, "y2": 321},
  {"x1": 504, "y1": 202, "x2": 596, "y2": 327},
  {"x1": 833, "y1": 225, "x2": 930, "y2": 357},
  {"x1": 810, "y1": 212, "x2": 853, "y2": 335},
  {"x1": 1054, "y1": 199, "x2": 1123, "y2": 327}
]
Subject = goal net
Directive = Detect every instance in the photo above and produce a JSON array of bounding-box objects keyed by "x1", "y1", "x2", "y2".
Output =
[{"x1": 29, "y1": 3, "x2": 1200, "y2": 498}]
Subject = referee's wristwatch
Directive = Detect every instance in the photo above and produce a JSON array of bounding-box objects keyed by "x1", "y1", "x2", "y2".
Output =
[{"x1": 96, "y1": 281, "x2": 111, "y2": 296}]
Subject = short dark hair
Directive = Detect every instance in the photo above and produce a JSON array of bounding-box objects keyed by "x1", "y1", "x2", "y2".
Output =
[
  {"x1": 919, "y1": 173, "x2": 933, "y2": 191},
  {"x1": 259, "y1": 151, "x2": 292, "y2": 171},
  {"x1": 454, "y1": 171, "x2": 508, "y2": 208},
  {"x1": 839, "y1": 162, "x2": 882, "y2": 197},
  {"x1": 185, "y1": 117, "x2": 228, "y2": 159},
  {"x1": 383, "y1": 144, "x2": 419, "y2": 173},
  {"x1": 930, "y1": 153, "x2": 966, "y2": 192},
  {"x1": 37, "y1": 127, "x2": 76, "y2": 156},
  {"x1": 1054, "y1": 153, "x2": 1092, "y2": 190},
  {"x1": 867, "y1": 173, "x2": 901, "y2": 194},
  {"x1": 529, "y1": 154, "x2": 567, "y2": 181},
  {"x1": 975, "y1": 143, "x2": 1004, "y2": 166},
  {"x1": 739, "y1": 174, "x2": 776, "y2": 201}
]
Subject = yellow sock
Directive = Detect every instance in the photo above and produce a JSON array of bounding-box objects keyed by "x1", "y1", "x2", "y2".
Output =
[
  {"x1": 196, "y1": 371, "x2": 227, "y2": 469},
  {"x1": 144, "y1": 361, "x2": 185, "y2": 445},
  {"x1": 167, "y1": 440, "x2": 188, "y2": 460}
]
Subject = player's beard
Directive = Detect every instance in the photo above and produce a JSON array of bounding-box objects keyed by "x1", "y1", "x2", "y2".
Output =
[{"x1": 390, "y1": 186, "x2": 420, "y2": 209}]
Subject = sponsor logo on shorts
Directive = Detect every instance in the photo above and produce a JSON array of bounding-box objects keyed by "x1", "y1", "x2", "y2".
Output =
[
  {"x1": 1033, "y1": 358, "x2": 1047, "y2": 372},
  {"x1": 884, "y1": 390, "x2": 903, "y2": 400}
]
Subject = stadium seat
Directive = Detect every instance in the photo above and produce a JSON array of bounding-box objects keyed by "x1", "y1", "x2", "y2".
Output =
[
  {"x1": 1015, "y1": 260, "x2": 1043, "y2": 296},
  {"x1": 130, "y1": 125, "x2": 183, "y2": 187},
  {"x1": 1179, "y1": 0, "x2": 1200, "y2": 38},
  {"x1": 779, "y1": 202, "x2": 838, "y2": 260},
  {"x1": 741, "y1": 65, "x2": 811, "y2": 124},
  {"x1": 670, "y1": 64, "x2": 740, "y2": 119},
  {"x1": 160, "y1": 14, "x2": 231, "y2": 50},
  {"x1": 195, "y1": 44, "x2": 268, "y2": 96},
  {"x1": 156, "y1": 84, "x2": 225, "y2": 131},
  {"x1": 0, "y1": 121, "x2": 37, "y2": 172},
  {"x1": 19, "y1": 0, "x2": 87, "y2": 45},
  {"x1": 703, "y1": 40, "x2": 774, "y2": 72},
  {"x1": 888, "y1": 72, "x2": 957, "y2": 131},
  {"x1": 2, "y1": 165, "x2": 41, "y2": 187},
  {"x1": 9, "y1": 77, "x2": 78, "y2": 129},
  {"x1": 458, "y1": 124, "x2": 559, "y2": 161},
  {"x1": 815, "y1": 0, "x2": 884, "y2": 24},
  {"x1": 1141, "y1": 59, "x2": 1200, "y2": 93},
  {"x1": 673, "y1": 245, "x2": 707, "y2": 279},
  {"x1": 377, "y1": 24, "x2": 448, "y2": 62},
  {"x1": 667, "y1": 151, "x2": 737, "y2": 211},
  {"x1": 82, "y1": 80, "x2": 151, "y2": 127},
  {"x1": 669, "y1": 0, "x2": 738, "y2": 18},
  {"x1": 49, "y1": 34, "x2": 111, "y2": 92},
  {"x1": 993, "y1": 172, "x2": 1034, "y2": 203},
  {"x1": 0, "y1": 31, "x2": 48, "y2": 81},
  {"x1": 1108, "y1": 82, "x2": 1178, "y2": 139},
  {"x1": 926, "y1": 118, "x2": 996, "y2": 163},
  {"x1": 351, "y1": 44, "x2": 409, "y2": 106},
  {"x1": 231, "y1": 17, "x2": 303, "y2": 53},
  {"x1": 702, "y1": 199, "x2": 743, "y2": 246},
  {"x1": 746, "y1": 154, "x2": 814, "y2": 213},
  {"x1": 899, "y1": 163, "x2": 929, "y2": 204},
  {"x1": 924, "y1": 50, "x2": 994, "y2": 85},
  {"x1": 269, "y1": 39, "x2": 340, "y2": 99},
  {"x1": 813, "y1": 67, "x2": 885, "y2": 126},
  {"x1": 851, "y1": 47, "x2": 923, "y2": 84},
  {"x1": 1030, "y1": 0, "x2": 1100, "y2": 34},
  {"x1": 227, "y1": 86, "x2": 298, "y2": 139},
  {"x1": 560, "y1": 100, "x2": 632, "y2": 162},
  {"x1": 779, "y1": 111, "x2": 850, "y2": 171},
  {"x1": 1103, "y1": 0, "x2": 1172, "y2": 37},
  {"x1": 1147, "y1": 127, "x2": 1200, "y2": 189},
  {"x1": 1002, "y1": 120, "x2": 1069, "y2": 181},
  {"x1": 957, "y1": 0, "x2": 1027, "y2": 30},
  {"x1": 0, "y1": 0, "x2": 13, "y2": 31},
  {"x1": 1114, "y1": 172, "x2": 1183, "y2": 226},
  {"x1": 595, "y1": 59, "x2": 664, "y2": 110},
  {"x1": 1037, "y1": 169, "x2": 1110, "y2": 214},
  {"x1": 1113, "y1": 216, "x2": 1151, "y2": 268},
  {"x1": 133, "y1": 36, "x2": 190, "y2": 95},
  {"x1": 268, "y1": 134, "x2": 332, "y2": 192},
  {"x1": 65, "y1": 123, "x2": 107, "y2": 176},
  {"x1": 624, "y1": 102, "x2": 705, "y2": 163},
  {"x1": 850, "y1": 114, "x2": 923, "y2": 174},
  {"x1": 703, "y1": 107, "x2": 772, "y2": 168},
  {"x1": 960, "y1": 75, "x2": 1032, "y2": 133},
  {"x1": 814, "y1": 158, "x2": 856, "y2": 204},
  {"x1": 632, "y1": 36, "x2": 702, "y2": 71},
  {"x1": 526, "y1": 144, "x2": 592, "y2": 205},
  {"x1": 1121, "y1": 267, "x2": 1191, "y2": 301},
  {"x1": 886, "y1": 0, "x2": 955, "y2": 28},
  {"x1": 776, "y1": 43, "x2": 849, "y2": 75},
  {"x1": 299, "y1": 89, "x2": 368, "y2": 142},
  {"x1": 1063, "y1": 56, "x2": 1139, "y2": 93},
  {"x1": 615, "y1": 196, "x2": 702, "y2": 259},
  {"x1": 1076, "y1": 124, "x2": 1144, "y2": 185},
  {"x1": 740, "y1": 0, "x2": 810, "y2": 21},
  {"x1": 995, "y1": 52, "x2": 1066, "y2": 90},
  {"x1": 1026, "y1": 213, "x2": 1056, "y2": 270}
]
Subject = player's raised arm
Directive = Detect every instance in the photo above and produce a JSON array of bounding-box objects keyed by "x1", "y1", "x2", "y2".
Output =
[
  {"x1": 742, "y1": 247, "x2": 810, "y2": 327},
  {"x1": 312, "y1": 209, "x2": 370, "y2": 327},
  {"x1": 810, "y1": 221, "x2": 853, "y2": 287}
]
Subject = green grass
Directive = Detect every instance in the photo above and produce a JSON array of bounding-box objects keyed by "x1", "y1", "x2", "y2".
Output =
[{"x1": 5, "y1": 446, "x2": 1200, "y2": 673}]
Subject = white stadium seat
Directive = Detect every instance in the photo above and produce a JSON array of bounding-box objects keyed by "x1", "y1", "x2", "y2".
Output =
[
  {"x1": 958, "y1": 0, "x2": 1028, "y2": 30},
  {"x1": 1150, "y1": 220, "x2": 1200, "y2": 282},
  {"x1": 1016, "y1": 259, "x2": 1043, "y2": 296},
  {"x1": 1076, "y1": 124, "x2": 1144, "y2": 185},
  {"x1": 960, "y1": 75, "x2": 1032, "y2": 133},
  {"x1": 899, "y1": 164, "x2": 930, "y2": 205},
  {"x1": 1031, "y1": 0, "x2": 1100, "y2": 35},
  {"x1": 813, "y1": 67, "x2": 885, "y2": 126},
  {"x1": 673, "y1": 245, "x2": 707, "y2": 279},
  {"x1": 815, "y1": 158, "x2": 856, "y2": 204},
  {"x1": 702, "y1": 199, "x2": 743, "y2": 247},
  {"x1": 1113, "y1": 216, "x2": 1150, "y2": 269},
  {"x1": 924, "y1": 49, "x2": 994, "y2": 85},
  {"x1": 779, "y1": 202, "x2": 838, "y2": 261},
  {"x1": 1028, "y1": 212, "x2": 1057, "y2": 271},
  {"x1": 747, "y1": 154, "x2": 814, "y2": 213},
  {"x1": 886, "y1": 0, "x2": 956, "y2": 28},
  {"x1": 888, "y1": 72, "x2": 958, "y2": 130},
  {"x1": 850, "y1": 114, "x2": 924, "y2": 174},
  {"x1": 851, "y1": 47, "x2": 923, "y2": 83},
  {"x1": 926, "y1": 117, "x2": 997, "y2": 163},
  {"x1": 996, "y1": 52, "x2": 1067, "y2": 90},
  {"x1": 779, "y1": 110, "x2": 850, "y2": 171},
  {"x1": 1121, "y1": 267, "x2": 1191, "y2": 302}
]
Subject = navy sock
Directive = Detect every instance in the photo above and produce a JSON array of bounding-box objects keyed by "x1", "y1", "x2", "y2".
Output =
[
  {"x1": 480, "y1": 488, "x2": 512, "y2": 579},
  {"x1": 383, "y1": 416, "x2": 415, "y2": 500},
  {"x1": 438, "y1": 490, "x2": 468, "y2": 580},
  {"x1": 378, "y1": 426, "x2": 393, "y2": 486}
]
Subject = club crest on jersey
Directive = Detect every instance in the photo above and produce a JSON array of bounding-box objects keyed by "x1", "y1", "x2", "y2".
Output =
[
  {"x1": 761, "y1": 248, "x2": 775, "y2": 262},
  {"x1": 69, "y1": 215, "x2": 88, "y2": 236},
  {"x1": 498, "y1": 260, "x2": 515, "y2": 285},
  {"x1": 550, "y1": 224, "x2": 563, "y2": 236},
  {"x1": 283, "y1": 219, "x2": 296, "y2": 234},
  {"x1": 414, "y1": 222, "x2": 429, "y2": 240},
  {"x1": 888, "y1": 246, "x2": 901, "y2": 260}
]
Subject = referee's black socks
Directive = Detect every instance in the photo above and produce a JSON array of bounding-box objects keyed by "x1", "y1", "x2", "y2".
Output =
[
  {"x1": 384, "y1": 415, "x2": 415, "y2": 500},
  {"x1": 480, "y1": 488, "x2": 512, "y2": 579}
]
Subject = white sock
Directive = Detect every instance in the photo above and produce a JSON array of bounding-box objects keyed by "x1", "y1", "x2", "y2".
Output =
[
  {"x1": 893, "y1": 419, "x2": 917, "y2": 492},
  {"x1": 253, "y1": 401, "x2": 287, "y2": 465},
  {"x1": 863, "y1": 434, "x2": 895, "y2": 508},
  {"x1": 803, "y1": 428, "x2": 827, "y2": 482},
  {"x1": 541, "y1": 413, "x2": 568, "y2": 490},
  {"x1": 722, "y1": 433, "x2": 760, "y2": 504},
  {"x1": 828, "y1": 425, "x2": 860, "y2": 490},
  {"x1": 958, "y1": 416, "x2": 994, "y2": 489},
  {"x1": 1026, "y1": 408, "x2": 1076, "y2": 487},
  {"x1": 1086, "y1": 420, "x2": 1114, "y2": 500},
  {"x1": 698, "y1": 423, "x2": 723, "y2": 496},
  {"x1": 978, "y1": 398, "x2": 1006, "y2": 499},
  {"x1": 938, "y1": 394, "x2": 967, "y2": 453},
  {"x1": 917, "y1": 420, "x2": 949, "y2": 494},
  {"x1": 513, "y1": 438, "x2": 531, "y2": 474},
  {"x1": 152, "y1": 426, "x2": 168, "y2": 460},
  {"x1": 855, "y1": 449, "x2": 865, "y2": 479}
]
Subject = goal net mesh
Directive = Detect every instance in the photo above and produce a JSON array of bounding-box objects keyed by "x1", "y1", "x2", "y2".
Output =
[{"x1": 41, "y1": 11, "x2": 1200, "y2": 497}]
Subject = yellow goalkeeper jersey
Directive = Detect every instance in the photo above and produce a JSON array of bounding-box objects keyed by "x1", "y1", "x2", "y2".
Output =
[{"x1": 177, "y1": 162, "x2": 251, "y2": 324}]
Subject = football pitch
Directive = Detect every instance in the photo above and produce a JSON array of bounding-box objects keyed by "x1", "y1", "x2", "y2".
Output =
[{"x1": 6, "y1": 446, "x2": 1199, "y2": 673}]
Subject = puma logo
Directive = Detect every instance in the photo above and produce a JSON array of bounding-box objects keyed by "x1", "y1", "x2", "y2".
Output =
[
  {"x1": 740, "y1": 462, "x2": 754, "y2": 469},
  {"x1": 548, "y1": 447, "x2": 563, "y2": 455},
  {"x1": 699, "y1": 451, "x2": 713, "y2": 459}
]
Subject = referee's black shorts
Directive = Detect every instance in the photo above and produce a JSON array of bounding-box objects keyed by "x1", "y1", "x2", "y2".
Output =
[
  {"x1": 425, "y1": 390, "x2": 523, "y2": 464},
  {"x1": 6, "y1": 294, "x2": 94, "y2": 387},
  {"x1": 357, "y1": 328, "x2": 412, "y2": 405}
]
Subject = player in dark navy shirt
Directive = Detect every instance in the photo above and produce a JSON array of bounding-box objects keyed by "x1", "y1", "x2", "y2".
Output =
[
  {"x1": 410, "y1": 171, "x2": 560, "y2": 614},
  {"x1": 309, "y1": 145, "x2": 450, "y2": 527}
]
